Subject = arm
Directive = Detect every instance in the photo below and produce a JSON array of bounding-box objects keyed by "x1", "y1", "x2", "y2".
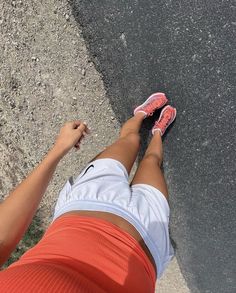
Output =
[{"x1": 0, "y1": 120, "x2": 89, "y2": 266}]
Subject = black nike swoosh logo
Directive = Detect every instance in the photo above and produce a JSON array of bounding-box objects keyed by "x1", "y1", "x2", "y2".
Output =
[{"x1": 82, "y1": 164, "x2": 94, "y2": 176}]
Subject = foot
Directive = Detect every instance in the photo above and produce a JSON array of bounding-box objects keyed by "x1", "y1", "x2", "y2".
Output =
[
  {"x1": 133, "y1": 92, "x2": 168, "y2": 118},
  {"x1": 152, "y1": 105, "x2": 177, "y2": 136}
]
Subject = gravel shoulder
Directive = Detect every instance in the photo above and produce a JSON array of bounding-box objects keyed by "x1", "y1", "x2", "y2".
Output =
[{"x1": 0, "y1": 1, "x2": 189, "y2": 292}]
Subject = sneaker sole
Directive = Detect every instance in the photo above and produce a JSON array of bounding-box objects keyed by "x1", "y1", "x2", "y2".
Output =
[
  {"x1": 134, "y1": 92, "x2": 168, "y2": 116},
  {"x1": 152, "y1": 105, "x2": 177, "y2": 135}
]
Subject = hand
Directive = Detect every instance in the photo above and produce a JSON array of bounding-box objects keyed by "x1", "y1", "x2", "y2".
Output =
[{"x1": 54, "y1": 120, "x2": 90, "y2": 155}]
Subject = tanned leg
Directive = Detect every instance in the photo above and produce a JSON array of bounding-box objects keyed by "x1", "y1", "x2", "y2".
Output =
[
  {"x1": 130, "y1": 131, "x2": 169, "y2": 199},
  {"x1": 91, "y1": 112, "x2": 145, "y2": 175}
]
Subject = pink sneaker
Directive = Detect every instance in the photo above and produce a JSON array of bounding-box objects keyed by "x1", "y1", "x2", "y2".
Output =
[
  {"x1": 152, "y1": 105, "x2": 177, "y2": 136},
  {"x1": 134, "y1": 92, "x2": 168, "y2": 117}
]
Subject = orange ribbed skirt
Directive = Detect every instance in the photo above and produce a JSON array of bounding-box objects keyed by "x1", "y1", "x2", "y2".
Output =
[{"x1": 0, "y1": 215, "x2": 156, "y2": 292}]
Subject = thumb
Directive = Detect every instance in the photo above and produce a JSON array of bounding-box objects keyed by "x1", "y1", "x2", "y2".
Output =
[{"x1": 76, "y1": 122, "x2": 87, "y2": 136}]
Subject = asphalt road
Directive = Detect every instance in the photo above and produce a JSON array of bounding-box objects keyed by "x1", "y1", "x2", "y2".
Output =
[{"x1": 71, "y1": 1, "x2": 236, "y2": 292}]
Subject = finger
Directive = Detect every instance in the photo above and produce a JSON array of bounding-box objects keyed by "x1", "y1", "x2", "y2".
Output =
[
  {"x1": 85, "y1": 127, "x2": 91, "y2": 134},
  {"x1": 71, "y1": 120, "x2": 82, "y2": 129},
  {"x1": 70, "y1": 120, "x2": 90, "y2": 133},
  {"x1": 77, "y1": 134, "x2": 84, "y2": 143},
  {"x1": 75, "y1": 133, "x2": 84, "y2": 145},
  {"x1": 75, "y1": 138, "x2": 81, "y2": 145},
  {"x1": 83, "y1": 122, "x2": 91, "y2": 134},
  {"x1": 76, "y1": 122, "x2": 87, "y2": 134}
]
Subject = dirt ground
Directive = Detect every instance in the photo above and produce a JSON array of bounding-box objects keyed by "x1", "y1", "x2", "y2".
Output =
[{"x1": 0, "y1": 1, "x2": 189, "y2": 292}]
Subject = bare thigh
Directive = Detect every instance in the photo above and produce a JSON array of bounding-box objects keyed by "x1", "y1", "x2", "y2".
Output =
[
  {"x1": 131, "y1": 154, "x2": 169, "y2": 199},
  {"x1": 91, "y1": 134, "x2": 140, "y2": 175}
]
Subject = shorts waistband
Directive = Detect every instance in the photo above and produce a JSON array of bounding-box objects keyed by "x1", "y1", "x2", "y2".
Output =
[{"x1": 52, "y1": 199, "x2": 163, "y2": 278}]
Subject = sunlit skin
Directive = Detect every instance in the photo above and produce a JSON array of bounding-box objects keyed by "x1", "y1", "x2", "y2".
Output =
[{"x1": 0, "y1": 112, "x2": 169, "y2": 278}]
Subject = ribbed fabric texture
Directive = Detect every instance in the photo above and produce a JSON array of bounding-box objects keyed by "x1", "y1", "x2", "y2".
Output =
[
  {"x1": 0, "y1": 215, "x2": 156, "y2": 293},
  {"x1": 0, "y1": 262, "x2": 106, "y2": 293}
]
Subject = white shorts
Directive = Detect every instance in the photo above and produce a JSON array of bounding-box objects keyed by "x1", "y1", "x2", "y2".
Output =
[{"x1": 53, "y1": 158, "x2": 174, "y2": 278}]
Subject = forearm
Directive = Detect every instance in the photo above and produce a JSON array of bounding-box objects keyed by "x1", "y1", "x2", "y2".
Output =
[{"x1": 0, "y1": 145, "x2": 65, "y2": 264}]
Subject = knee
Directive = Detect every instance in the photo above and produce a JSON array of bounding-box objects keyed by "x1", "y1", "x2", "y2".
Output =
[
  {"x1": 120, "y1": 132, "x2": 140, "y2": 145},
  {"x1": 143, "y1": 153, "x2": 162, "y2": 167}
]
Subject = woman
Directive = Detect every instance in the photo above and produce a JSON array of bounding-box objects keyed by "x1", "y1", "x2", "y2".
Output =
[{"x1": 0, "y1": 92, "x2": 176, "y2": 293}]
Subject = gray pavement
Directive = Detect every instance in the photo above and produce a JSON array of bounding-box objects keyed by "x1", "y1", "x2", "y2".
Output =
[{"x1": 71, "y1": 1, "x2": 236, "y2": 292}]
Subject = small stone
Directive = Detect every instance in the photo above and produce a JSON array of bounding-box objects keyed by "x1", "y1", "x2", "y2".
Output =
[
  {"x1": 111, "y1": 116, "x2": 115, "y2": 120},
  {"x1": 65, "y1": 14, "x2": 70, "y2": 20},
  {"x1": 72, "y1": 96, "x2": 77, "y2": 100},
  {"x1": 81, "y1": 68, "x2": 86, "y2": 76},
  {"x1": 31, "y1": 56, "x2": 37, "y2": 61}
]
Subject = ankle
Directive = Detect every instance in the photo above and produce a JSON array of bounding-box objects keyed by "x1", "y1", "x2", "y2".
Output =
[
  {"x1": 153, "y1": 129, "x2": 162, "y2": 137},
  {"x1": 134, "y1": 112, "x2": 146, "y2": 120}
]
